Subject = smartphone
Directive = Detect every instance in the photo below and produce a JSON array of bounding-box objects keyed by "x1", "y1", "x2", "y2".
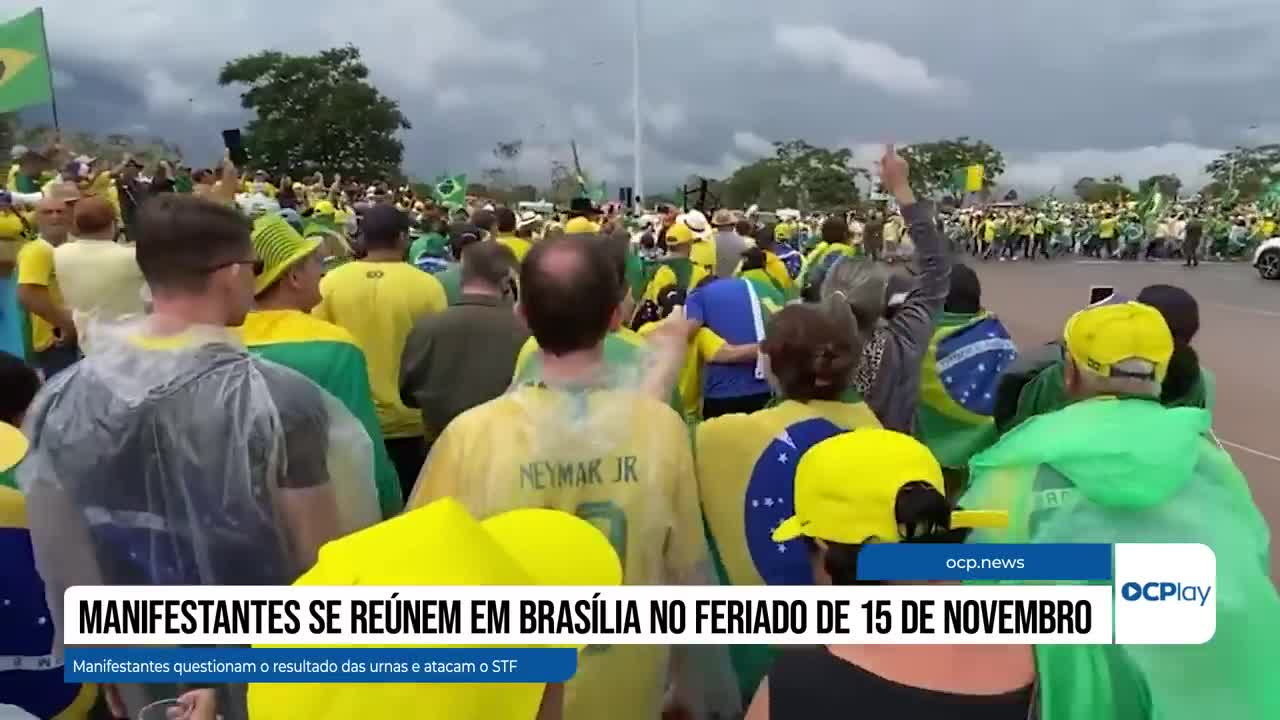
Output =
[
  {"x1": 221, "y1": 129, "x2": 248, "y2": 166},
  {"x1": 1088, "y1": 285, "x2": 1115, "y2": 306}
]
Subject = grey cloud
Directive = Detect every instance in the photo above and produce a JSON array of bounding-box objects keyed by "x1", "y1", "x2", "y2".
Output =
[{"x1": 8, "y1": 0, "x2": 1280, "y2": 194}]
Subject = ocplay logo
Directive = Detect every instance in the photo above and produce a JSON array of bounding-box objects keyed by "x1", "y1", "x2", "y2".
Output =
[{"x1": 1120, "y1": 581, "x2": 1213, "y2": 607}]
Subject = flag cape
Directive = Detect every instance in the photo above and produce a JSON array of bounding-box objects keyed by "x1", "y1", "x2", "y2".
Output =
[
  {"x1": 0, "y1": 10, "x2": 51, "y2": 114},
  {"x1": 0, "y1": 486, "x2": 97, "y2": 719},
  {"x1": 695, "y1": 400, "x2": 881, "y2": 696},
  {"x1": 238, "y1": 311, "x2": 403, "y2": 518},
  {"x1": 916, "y1": 311, "x2": 1016, "y2": 468},
  {"x1": 963, "y1": 398, "x2": 1280, "y2": 719}
]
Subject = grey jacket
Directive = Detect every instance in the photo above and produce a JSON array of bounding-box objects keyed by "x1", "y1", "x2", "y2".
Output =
[{"x1": 851, "y1": 202, "x2": 951, "y2": 433}]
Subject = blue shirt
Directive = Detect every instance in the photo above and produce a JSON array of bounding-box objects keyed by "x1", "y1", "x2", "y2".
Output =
[{"x1": 686, "y1": 278, "x2": 770, "y2": 399}]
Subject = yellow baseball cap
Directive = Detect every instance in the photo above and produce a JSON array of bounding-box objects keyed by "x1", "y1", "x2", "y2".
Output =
[
  {"x1": 665, "y1": 222, "x2": 697, "y2": 246},
  {"x1": 312, "y1": 200, "x2": 337, "y2": 216},
  {"x1": 1063, "y1": 301, "x2": 1173, "y2": 382},
  {"x1": 772, "y1": 429, "x2": 1006, "y2": 544},
  {"x1": 689, "y1": 238, "x2": 716, "y2": 268},
  {"x1": 252, "y1": 214, "x2": 322, "y2": 296},
  {"x1": 249, "y1": 497, "x2": 623, "y2": 720},
  {"x1": 564, "y1": 216, "x2": 599, "y2": 234},
  {"x1": 0, "y1": 422, "x2": 28, "y2": 473}
]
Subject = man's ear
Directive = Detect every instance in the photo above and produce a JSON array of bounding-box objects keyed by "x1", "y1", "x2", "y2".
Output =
[{"x1": 608, "y1": 302, "x2": 623, "y2": 331}]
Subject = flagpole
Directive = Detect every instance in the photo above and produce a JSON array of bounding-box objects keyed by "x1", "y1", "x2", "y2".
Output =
[
  {"x1": 36, "y1": 8, "x2": 59, "y2": 130},
  {"x1": 631, "y1": 0, "x2": 643, "y2": 211}
]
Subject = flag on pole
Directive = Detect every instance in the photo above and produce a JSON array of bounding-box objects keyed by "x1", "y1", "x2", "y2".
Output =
[
  {"x1": 0, "y1": 10, "x2": 52, "y2": 114},
  {"x1": 949, "y1": 165, "x2": 986, "y2": 194},
  {"x1": 432, "y1": 174, "x2": 467, "y2": 208}
]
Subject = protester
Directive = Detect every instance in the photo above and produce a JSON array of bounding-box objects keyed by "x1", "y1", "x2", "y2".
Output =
[
  {"x1": 113, "y1": 155, "x2": 149, "y2": 232},
  {"x1": 564, "y1": 197, "x2": 603, "y2": 234},
  {"x1": 963, "y1": 301, "x2": 1280, "y2": 719},
  {"x1": 711, "y1": 209, "x2": 748, "y2": 277},
  {"x1": 493, "y1": 206, "x2": 531, "y2": 262},
  {"x1": 639, "y1": 221, "x2": 710, "y2": 304},
  {"x1": 696, "y1": 301, "x2": 882, "y2": 698},
  {"x1": 743, "y1": 226, "x2": 795, "y2": 299},
  {"x1": 16, "y1": 185, "x2": 80, "y2": 377},
  {"x1": 238, "y1": 214, "x2": 402, "y2": 518},
  {"x1": 915, "y1": 263, "x2": 1016, "y2": 496},
  {"x1": 410, "y1": 233, "x2": 734, "y2": 720},
  {"x1": 432, "y1": 222, "x2": 485, "y2": 304},
  {"x1": 746, "y1": 429, "x2": 1024, "y2": 719},
  {"x1": 315, "y1": 204, "x2": 447, "y2": 496},
  {"x1": 400, "y1": 241, "x2": 528, "y2": 448},
  {"x1": 52, "y1": 194, "x2": 146, "y2": 354},
  {"x1": 737, "y1": 247, "x2": 787, "y2": 310},
  {"x1": 0, "y1": 417, "x2": 97, "y2": 720},
  {"x1": 19, "y1": 194, "x2": 380, "y2": 720},
  {"x1": 993, "y1": 285, "x2": 1213, "y2": 436},
  {"x1": 800, "y1": 216, "x2": 856, "y2": 295},
  {"x1": 685, "y1": 270, "x2": 774, "y2": 418},
  {"x1": 819, "y1": 146, "x2": 951, "y2": 433},
  {"x1": 1183, "y1": 217, "x2": 1203, "y2": 267}
]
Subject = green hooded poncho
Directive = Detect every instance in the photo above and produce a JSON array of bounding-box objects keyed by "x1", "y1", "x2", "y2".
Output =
[{"x1": 962, "y1": 396, "x2": 1280, "y2": 720}]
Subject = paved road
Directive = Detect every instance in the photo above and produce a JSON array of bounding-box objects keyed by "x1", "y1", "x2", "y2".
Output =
[{"x1": 973, "y1": 258, "x2": 1280, "y2": 579}]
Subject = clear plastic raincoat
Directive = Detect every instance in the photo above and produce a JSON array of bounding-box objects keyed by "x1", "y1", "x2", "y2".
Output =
[
  {"x1": 411, "y1": 345, "x2": 741, "y2": 720},
  {"x1": 17, "y1": 320, "x2": 381, "y2": 719}
]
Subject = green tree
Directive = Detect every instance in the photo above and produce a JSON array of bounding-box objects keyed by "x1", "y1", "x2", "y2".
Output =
[
  {"x1": 721, "y1": 139, "x2": 866, "y2": 211},
  {"x1": 1138, "y1": 174, "x2": 1183, "y2": 198},
  {"x1": 1204, "y1": 145, "x2": 1280, "y2": 201},
  {"x1": 1073, "y1": 175, "x2": 1134, "y2": 203},
  {"x1": 218, "y1": 45, "x2": 410, "y2": 180},
  {"x1": 897, "y1": 136, "x2": 1005, "y2": 197}
]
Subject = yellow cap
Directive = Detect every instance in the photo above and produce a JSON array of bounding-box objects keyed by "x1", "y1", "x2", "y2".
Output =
[
  {"x1": 564, "y1": 216, "x2": 599, "y2": 234},
  {"x1": 689, "y1": 238, "x2": 716, "y2": 268},
  {"x1": 0, "y1": 422, "x2": 28, "y2": 473},
  {"x1": 312, "y1": 200, "x2": 337, "y2": 216},
  {"x1": 251, "y1": 214, "x2": 321, "y2": 296},
  {"x1": 665, "y1": 222, "x2": 697, "y2": 246},
  {"x1": 772, "y1": 429, "x2": 1006, "y2": 544},
  {"x1": 249, "y1": 498, "x2": 623, "y2": 720},
  {"x1": 774, "y1": 222, "x2": 794, "y2": 240},
  {"x1": 1063, "y1": 301, "x2": 1173, "y2": 382}
]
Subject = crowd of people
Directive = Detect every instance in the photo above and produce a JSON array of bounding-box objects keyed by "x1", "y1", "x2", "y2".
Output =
[{"x1": 0, "y1": 140, "x2": 1277, "y2": 720}]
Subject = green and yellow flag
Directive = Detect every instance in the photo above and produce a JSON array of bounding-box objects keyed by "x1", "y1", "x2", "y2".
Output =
[
  {"x1": 432, "y1": 174, "x2": 467, "y2": 208},
  {"x1": 0, "y1": 10, "x2": 52, "y2": 114}
]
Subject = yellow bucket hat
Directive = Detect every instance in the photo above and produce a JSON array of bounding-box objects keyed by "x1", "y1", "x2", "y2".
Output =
[
  {"x1": 252, "y1": 214, "x2": 322, "y2": 296},
  {"x1": 772, "y1": 429, "x2": 1006, "y2": 545},
  {"x1": 1063, "y1": 301, "x2": 1173, "y2": 382},
  {"x1": 665, "y1": 222, "x2": 697, "y2": 246},
  {"x1": 0, "y1": 422, "x2": 28, "y2": 473},
  {"x1": 248, "y1": 497, "x2": 623, "y2": 720},
  {"x1": 563, "y1": 216, "x2": 600, "y2": 234}
]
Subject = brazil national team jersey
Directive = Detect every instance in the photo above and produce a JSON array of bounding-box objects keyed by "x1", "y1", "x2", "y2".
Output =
[{"x1": 410, "y1": 386, "x2": 707, "y2": 720}]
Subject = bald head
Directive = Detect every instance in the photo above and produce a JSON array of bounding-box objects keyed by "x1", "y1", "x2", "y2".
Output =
[
  {"x1": 34, "y1": 196, "x2": 75, "y2": 243},
  {"x1": 520, "y1": 233, "x2": 620, "y2": 356},
  {"x1": 73, "y1": 195, "x2": 117, "y2": 238}
]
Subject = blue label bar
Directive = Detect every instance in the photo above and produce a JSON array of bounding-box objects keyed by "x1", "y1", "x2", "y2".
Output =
[
  {"x1": 856, "y1": 543, "x2": 1113, "y2": 581},
  {"x1": 65, "y1": 647, "x2": 577, "y2": 684}
]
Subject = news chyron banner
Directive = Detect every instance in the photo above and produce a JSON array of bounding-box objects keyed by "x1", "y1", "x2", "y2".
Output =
[{"x1": 60, "y1": 543, "x2": 1214, "y2": 685}]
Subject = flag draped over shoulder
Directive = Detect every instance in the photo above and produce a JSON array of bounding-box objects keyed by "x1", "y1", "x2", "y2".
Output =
[
  {"x1": 916, "y1": 311, "x2": 1016, "y2": 468},
  {"x1": 0, "y1": 10, "x2": 52, "y2": 114}
]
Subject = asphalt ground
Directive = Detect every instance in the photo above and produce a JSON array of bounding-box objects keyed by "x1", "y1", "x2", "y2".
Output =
[{"x1": 972, "y1": 257, "x2": 1280, "y2": 580}]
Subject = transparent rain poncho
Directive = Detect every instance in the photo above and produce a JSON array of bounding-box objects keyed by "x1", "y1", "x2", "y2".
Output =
[
  {"x1": 412, "y1": 337, "x2": 741, "y2": 719},
  {"x1": 18, "y1": 320, "x2": 380, "y2": 718}
]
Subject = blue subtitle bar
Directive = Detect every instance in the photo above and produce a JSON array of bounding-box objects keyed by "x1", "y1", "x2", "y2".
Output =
[
  {"x1": 65, "y1": 647, "x2": 577, "y2": 684},
  {"x1": 857, "y1": 543, "x2": 1113, "y2": 582}
]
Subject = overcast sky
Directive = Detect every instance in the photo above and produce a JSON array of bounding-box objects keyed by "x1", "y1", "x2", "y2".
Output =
[{"x1": 9, "y1": 0, "x2": 1280, "y2": 194}]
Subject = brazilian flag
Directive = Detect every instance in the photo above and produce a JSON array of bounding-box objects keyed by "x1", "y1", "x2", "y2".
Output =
[
  {"x1": 432, "y1": 174, "x2": 467, "y2": 208},
  {"x1": 0, "y1": 10, "x2": 52, "y2": 114},
  {"x1": 916, "y1": 311, "x2": 1017, "y2": 469}
]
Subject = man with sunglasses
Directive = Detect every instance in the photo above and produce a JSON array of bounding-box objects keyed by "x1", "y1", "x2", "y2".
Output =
[{"x1": 18, "y1": 194, "x2": 381, "y2": 720}]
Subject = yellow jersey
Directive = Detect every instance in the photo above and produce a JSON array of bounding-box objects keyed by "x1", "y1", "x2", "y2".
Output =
[
  {"x1": 314, "y1": 260, "x2": 446, "y2": 438},
  {"x1": 16, "y1": 238, "x2": 61, "y2": 352},
  {"x1": 637, "y1": 323, "x2": 726, "y2": 422},
  {"x1": 411, "y1": 386, "x2": 706, "y2": 720}
]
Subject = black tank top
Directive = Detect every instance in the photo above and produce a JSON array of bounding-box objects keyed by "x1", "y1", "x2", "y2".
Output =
[{"x1": 768, "y1": 647, "x2": 1034, "y2": 719}]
